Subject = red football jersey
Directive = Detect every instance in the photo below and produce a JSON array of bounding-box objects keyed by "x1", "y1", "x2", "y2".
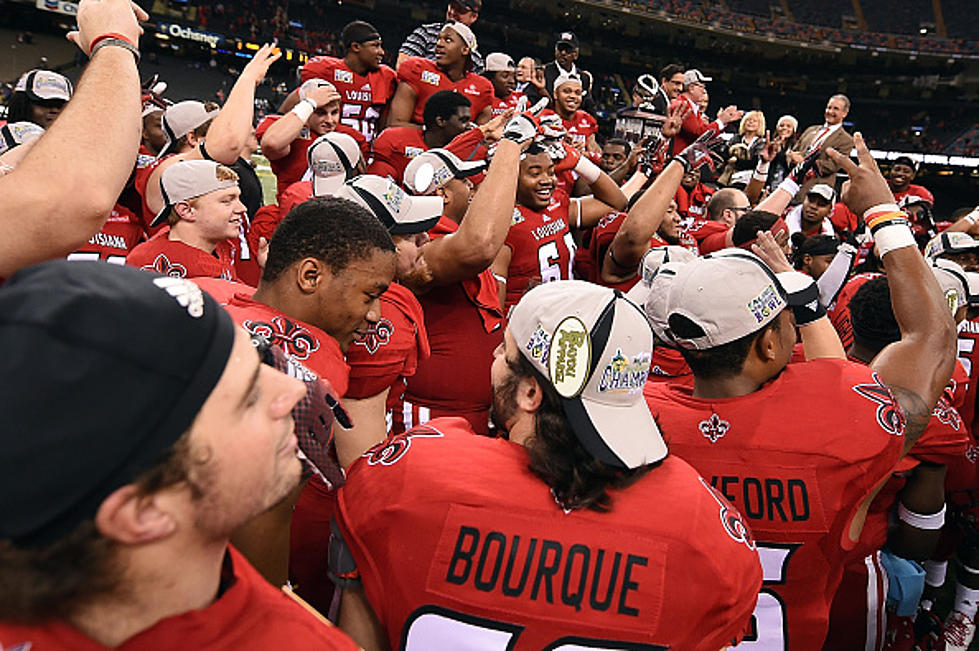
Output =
[
  {"x1": 255, "y1": 116, "x2": 367, "y2": 201},
  {"x1": 337, "y1": 418, "x2": 762, "y2": 651},
  {"x1": 648, "y1": 347, "x2": 692, "y2": 385},
  {"x1": 346, "y1": 283, "x2": 430, "y2": 404},
  {"x1": 957, "y1": 317, "x2": 979, "y2": 438},
  {"x1": 247, "y1": 204, "x2": 282, "y2": 263},
  {"x1": 367, "y1": 126, "x2": 487, "y2": 184},
  {"x1": 644, "y1": 359, "x2": 907, "y2": 649},
  {"x1": 191, "y1": 277, "x2": 256, "y2": 305},
  {"x1": 675, "y1": 183, "x2": 715, "y2": 221},
  {"x1": 126, "y1": 229, "x2": 238, "y2": 281},
  {"x1": 223, "y1": 293, "x2": 349, "y2": 398},
  {"x1": 505, "y1": 189, "x2": 577, "y2": 309},
  {"x1": 0, "y1": 546, "x2": 357, "y2": 650},
  {"x1": 69, "y1": 204, "x2": 144, "y2": 265},
  {"x1": 402, "y1": 218, "x2": 504, "y2": 432},
  {"x1": 300, "y1": 56, "x2": 397, "y2": 143},
  {"x1": 490, "y1": 90, "x2": 524, "y2": 117},
  {"x1": 398, "y1": 56, "x2": 494, "y2": 125},
  {"x1": 541, "y1": 108, "x2": 598, "y2": 149},
  {"x1": 827, "y1": 272, "x2": 881, "y2": 351}
]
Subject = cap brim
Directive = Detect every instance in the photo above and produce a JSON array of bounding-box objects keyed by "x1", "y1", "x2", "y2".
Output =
[
  {"x1": 391, "y1": 195, "x2": 444, "y2": 235},
  {"x1": 150, "y1": 203, "x2": 172, "y2": 228},
  {"x1": 156, "y1": 138, "x2": 175, "y2": 160},
  {"x1": 312, "y1": 173, "x2": 346, "y2": 197},
  {"x1": 625, "y1": 280, "x2": 652, "y2": 308},
  {"x1": 562, "y1": 394, "x2": 668, "y2": 469}
]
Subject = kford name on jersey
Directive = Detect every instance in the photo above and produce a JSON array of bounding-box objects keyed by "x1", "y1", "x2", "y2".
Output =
[
  {"x1": 445, "y1": 525, "x2": 649, "y2": 616},
  {"x1": 711, "y1": 474, "x2": 812, "y2": 523},
  {"x1": 531, "y1": 218, "x2": 568, "y2": 242}
]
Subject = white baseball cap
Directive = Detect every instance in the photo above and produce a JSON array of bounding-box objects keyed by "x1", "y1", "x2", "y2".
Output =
[
  {"x1": 553, "y1": 72, "x2": 583, "y2": 92},
  {"x1": 307, "y1": 132, "x2": 362, "y2": 197},
  {"x1": 403, "y1": 148, "x2": 485, "y2": 195},
  {"x1": 932, "y1": 258, "x2": 979, "y2": 309},
  {"x1": 807, "y1": 183, "x2": 836, "y2": 203},
  {"x1": 15, "y1": 69, "x2": 72, "y2": 103},
  {"x1": 444, "y1": 22, "x2": 478, "y2": 53},
  {"x1": 683, "y1": 69, "x2": 712, "y2": 86},
  {"x1": 509, "y1": 280, "x2": 667, "y2": 470},
  {"x1": 625, "y1": 246, "x2": 697, "y2": 340},
  {"x1": 0, "y1": 121, "x2": 44, "y2": 155},
  {"x1": 152, "y1": 160, "x2": 239, "y2": 227},
  {"x1": 666, "y1": 250, "x2": 791, "y2": 350},
  {"x1": 924, "y1": 231, "x2": 979, "y2": 260},
  {"x1": 158, "y1": 100, "x2": 219, "y2": 159},
  {"x1": 484, "y1": 53, "x2": 516, "y2": 73},
  {"x1": 334, "y1": 175, "x2": 443, "y2": 235},
  {"x1": 298, "y1": 78, "x2": 337, "y2": 102}
]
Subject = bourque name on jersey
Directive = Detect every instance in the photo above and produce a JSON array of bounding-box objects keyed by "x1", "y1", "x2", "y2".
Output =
[{"x1": 427, "y1": 504, "x2": 666, "y2": 629}]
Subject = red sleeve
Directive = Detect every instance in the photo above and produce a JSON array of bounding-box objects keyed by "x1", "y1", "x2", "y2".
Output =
[
  {"x1": 255, "y1": 114, "x2": 280, "y2": 140},
  {"x1": 444, "y1": 127, "x2": 487, "y2": 162},
  {"x1": 698, "y1": 231, "x2": 730, "y2": 254},
  {"x1": 247, "y1": 204, "x2": 282, "y2": 259},
  {"x1": 396, "y1": 57, "x2": 424, "y2": 90},
  {"x1": 371, "y1": 65, "x2": 398, "y2": 105},
  {"x1": 300, "y1": 56, "x2": 335, "y2": 83},
  {"x1": 830, "y1": 202, "x2": 858, "y2": 234},
  {"x1": 366, "y1": 130, "x2": 401, "y2": 180}
]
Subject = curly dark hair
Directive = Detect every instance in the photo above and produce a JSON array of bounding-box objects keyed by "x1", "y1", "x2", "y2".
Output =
[
  {"x1": 507, "y1": 353, "x2": 657, "y2": 513},
  {"x1": 262, "y1": 196, "x2": 395, "y2": 283}
]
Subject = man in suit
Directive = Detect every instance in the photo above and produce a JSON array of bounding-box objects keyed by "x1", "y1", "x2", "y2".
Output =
[
  {"x1": 543, "y1": 31, "x2": 595, "y2": 115},
  {"x1": 789, "y1": 94, "x2": 854, "y2": 200},
  {"x1": 669, "y1": 69, "x2": 742, "y2": 155},
  {"x1": 648, "y1": 63, "x2": 685, "y2": 116}
]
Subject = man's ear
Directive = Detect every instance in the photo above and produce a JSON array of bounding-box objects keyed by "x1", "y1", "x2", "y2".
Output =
[
  {"x1": 755, "y1": 322, "x2": 780, "y2": 363},
  {"x1": 295, "y1": 258, "x2": 330, "y2": 294},
  {"x1": 515, "y1": 374, "x2": 544, "y2": 414},
  {"x1": 173, "y1": 202, "x2": 194, "y2": 221},
  {"x1": 94, "y1": 484, "x2": 178, "y2": 545}
]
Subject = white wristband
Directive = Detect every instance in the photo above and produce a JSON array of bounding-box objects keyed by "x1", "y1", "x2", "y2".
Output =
[
  {"x1": 873, "y1": 222, "x2": 917, "y2": 258},
  {"x1": 778, "y1": 177, "x2": 800, "y2": 197},
  {"x1": 897, "y1": 503, "x2": 945, "y2": 530},
  {"x1": 574, "y1": 156, "x2": 602, "y2": 185},
  {"x1": 291, "y1": 99, "x2": 315, "y2": 123},
  {"x1": 754, "y1": 159, "x2": 770, "y2": 175},
  {"x1": 963, "y1": 210, "x2": 979, "y2": 226}
]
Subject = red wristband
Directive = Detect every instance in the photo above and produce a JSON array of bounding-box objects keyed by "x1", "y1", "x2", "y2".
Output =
[{"x1": 89, "y1": 32, "x2": 135, "y2": 55}]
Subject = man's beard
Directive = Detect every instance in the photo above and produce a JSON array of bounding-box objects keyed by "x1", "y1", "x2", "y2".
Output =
[{"x1": 489, "y1": 371, "x2": 521, "y2": 437}]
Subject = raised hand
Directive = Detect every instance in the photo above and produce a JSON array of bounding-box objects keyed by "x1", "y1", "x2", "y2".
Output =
[
  {"x1": 479, "y1": 108, "x2": 515, "y2": 141},
  {"x1": 241, "y1": 43, "x2": 282, "y2": 86},
  {"x1": 673, "y1": 127, "x2": 726, "y2": 172},
  {"x1": 826, "y1": 132, "x2": 896, "y2": 217},
  {"x1": 787, "y1": 146, "x2": 821, "y2": 184},
  {"x1": 68, "y1": 0, "x2": 148, "y2": 54},
  {"x1": 661, "y1": 101, "x2": 690, "y2": 139}
]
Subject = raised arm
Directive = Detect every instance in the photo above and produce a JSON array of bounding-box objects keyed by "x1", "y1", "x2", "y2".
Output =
[
  {"x1": 830, "y1": 134, "x2": 956, "y2": 453},
  {"x1": 260, "y1": 83, "x2": 340, "y2": 161},
  {"x1": 0, "y1": 0, "x2": 145, "y2": 277},
  {"x1": 601, "y1": 160, "x2": 684, "y2": 283},
  {"x1": 419, "y1": 116, "x2": 534, "y2": 288},
  {"x1": 205, "y1": 44, "x2": 281, "y2": 163}
]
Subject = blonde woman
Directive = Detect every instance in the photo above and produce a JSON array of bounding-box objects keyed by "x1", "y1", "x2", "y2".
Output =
[{"x1": 727, "y1": 110, "x2": 766, "y2": 172}]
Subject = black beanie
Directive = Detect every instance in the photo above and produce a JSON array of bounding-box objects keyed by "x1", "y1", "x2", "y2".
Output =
[{"x1": 0, "y1": 261, "x2": 236, "y2": 547}]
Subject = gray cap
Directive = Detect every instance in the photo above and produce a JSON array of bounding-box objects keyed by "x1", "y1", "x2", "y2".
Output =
[
  {"x1": 334, "y1": 175, "x2": 443, "y2": 235},
  {"x1": 666, "y1": 250, "x2": 790, "y2": 350},
  {"x1": 403, "y1": 148, "x2": 485, "y2": 195},
  {"x1": 484, "y1": 52, "x2": 516, "y2": 73},
  {"x1": 509, "y1": 280, "x2": 666, "y2": 470},
  {"x1": 0, "y1": 121, "x2": 44, "y2": 155},
  {"x1": 932, "y1": 258, "x2": 979, "y2": 309},
  {"x1": 625, "y1": 246, "x2": 698, "y2": 340},
  {"x1": 307, "y1": 132, "x2": 362, "y2": 197},
  {"x1": 151, "y1": 160, "x2": 239, "y2": 227},
  {"x1": 158, "y1": 100, "x2": 219, "y2": 159},
  {"x1": 15, "y1": 69, "x2": 72, "y2": 102},
  {"x1": 683, "y1": 69, "x2": 712, "y2": 86},
  {"x1": 807, "y1": 183, "x2": 835, "y2": 203}
]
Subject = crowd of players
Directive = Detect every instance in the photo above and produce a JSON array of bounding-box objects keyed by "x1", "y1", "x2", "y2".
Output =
[{"x1": 2, "y1": 0, "x2": 979, "y2": 649}]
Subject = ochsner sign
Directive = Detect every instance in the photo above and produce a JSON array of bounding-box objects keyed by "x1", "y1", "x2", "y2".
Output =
[{"x1": 158, "y1": 23, "x2": 224, "y2": 47}]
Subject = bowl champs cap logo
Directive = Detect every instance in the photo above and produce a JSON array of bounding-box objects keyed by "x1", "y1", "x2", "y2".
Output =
[
  {"x1": 548, "y1": 316, "x2": 590, "y2": 398},
  {"x1": 747, "y1": 283, "x2": 782, "y2": 324}
]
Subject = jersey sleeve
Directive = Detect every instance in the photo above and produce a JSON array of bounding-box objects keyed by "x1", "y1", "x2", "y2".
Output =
[
  {"x1": 396, "y1": 57, "x2": 425, "y2": 90},
  {"x1": 366, "y1": 130, "x2": 401, "y2": 180},
  {"x1": 300, "y1": 56, "x2": 336, "y2": 83},
  {"x1": 255, "y1": 114, "x2": 280, "y2": 140}
]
